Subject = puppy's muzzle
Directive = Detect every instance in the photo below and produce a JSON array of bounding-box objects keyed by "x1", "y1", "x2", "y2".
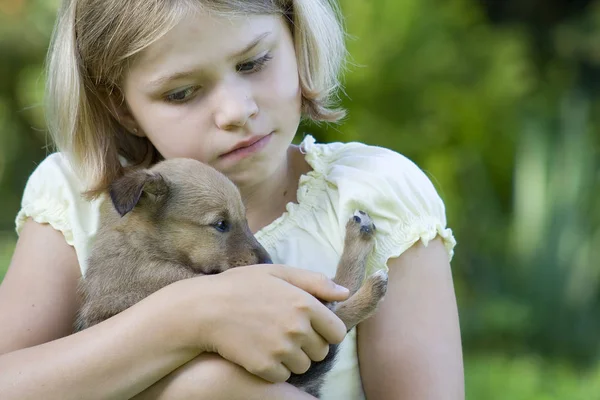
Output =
[{"x1": 254, "y1": 246, "x2": 273, "y2": 264}]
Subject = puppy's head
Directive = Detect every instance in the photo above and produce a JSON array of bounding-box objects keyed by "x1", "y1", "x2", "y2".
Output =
[{"x1": 108, "y1": 158, "x2": 272, "y2": 274}]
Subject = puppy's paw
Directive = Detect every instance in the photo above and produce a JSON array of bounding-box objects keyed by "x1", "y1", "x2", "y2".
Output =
[
  {"x1": 367, "y1": 269, "x2": 389, "y2": 300},
  {"x1": 334, "y1": 269, "x2": 388, "y2": 327},
  {"x1": 347, "y1": 210, "x2": 376, "y2": 240}
]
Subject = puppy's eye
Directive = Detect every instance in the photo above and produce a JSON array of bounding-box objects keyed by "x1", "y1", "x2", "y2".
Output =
[{"x1": 213, "y1": 220, "x2": 230, "y2": 233}]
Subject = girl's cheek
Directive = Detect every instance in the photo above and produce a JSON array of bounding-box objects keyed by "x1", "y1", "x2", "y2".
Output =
[{"x1": 274, "y1": 62, "x2": 300, "y2": 100}]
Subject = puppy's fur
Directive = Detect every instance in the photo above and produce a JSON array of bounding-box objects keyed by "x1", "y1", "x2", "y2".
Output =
[{"x1": 75, "y1": 158, "x2": 388, "y2": 398}]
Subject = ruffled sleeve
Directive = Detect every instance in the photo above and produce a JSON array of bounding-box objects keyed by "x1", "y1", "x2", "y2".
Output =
[
  {"x1": 15, "y1": 153, "x2": 103, "y2": 274},
  {"x1": 303, "y1": 136, "x2": 456, "y2": 274}
]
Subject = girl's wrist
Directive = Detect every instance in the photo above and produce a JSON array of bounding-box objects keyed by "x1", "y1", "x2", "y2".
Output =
[{"x1": 154, "y1": 277, "x2": 219, "y2": 355}]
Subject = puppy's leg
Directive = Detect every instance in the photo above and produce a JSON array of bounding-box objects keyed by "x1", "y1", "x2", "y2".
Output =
[
  {"x1": 287, "y1": 211, "x2": 382, "y2": 397},
  {"x1": 333, "y1": 269, "x2": 388, "y2": 329},
  {"x1": 332, "y1": 210, "x2": 376, "y2": 295},
  {"x1": 332, "y1": 210, "x2": 388, "y2": 330}
]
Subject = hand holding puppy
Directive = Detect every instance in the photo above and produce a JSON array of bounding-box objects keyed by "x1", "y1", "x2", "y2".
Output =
[{"x1": 166, "y1": 264, "x2": 350, "y2": 383}]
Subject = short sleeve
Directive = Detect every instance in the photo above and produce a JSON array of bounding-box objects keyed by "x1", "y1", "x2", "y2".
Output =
[
  {"x1": 16, "y1": 153, "x2": 77, "y2": 244},
  {"x1": 15, "y1": 153, "x2": 103, "y2": 273},
  {"x1": 317, "y1": 141, "x2": 457, "y2": 274}
]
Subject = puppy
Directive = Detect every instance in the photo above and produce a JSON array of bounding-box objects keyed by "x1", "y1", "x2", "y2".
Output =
[{"x1": 75, "y1": 158, "x2": 388, "y2": 398}]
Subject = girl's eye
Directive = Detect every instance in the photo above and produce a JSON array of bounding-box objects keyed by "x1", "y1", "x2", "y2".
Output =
[
  {"x1": 164, "y1": 86, "x2": 198, "y2": 103},
  {"x1": 237, "y1": 52, "x2": 273, "y2": 73},
  {"x1": 213, "y1": 220, "x2": 230, "y2": 233}
]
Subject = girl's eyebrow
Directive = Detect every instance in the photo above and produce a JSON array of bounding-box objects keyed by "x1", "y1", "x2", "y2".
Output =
[
  {"x1": 228, "y1": 31, "x2": 272, "y2": 60},
  {"x1": 147, "y1": 31, "x2": 272, "y2": 91}
]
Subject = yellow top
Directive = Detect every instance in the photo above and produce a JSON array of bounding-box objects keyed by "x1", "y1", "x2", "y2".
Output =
[{"x1": 15, "y1": 134, "x2": 456, "y2": 400}]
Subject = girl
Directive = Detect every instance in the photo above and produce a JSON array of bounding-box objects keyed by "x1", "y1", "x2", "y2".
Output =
[{"x1": 0, "y1": 0, "x2": 464, "y2": 399}]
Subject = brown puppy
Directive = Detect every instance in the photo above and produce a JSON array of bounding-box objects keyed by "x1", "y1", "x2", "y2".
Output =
[{"x1": 74, "y1": 158, "x2": 387, "y2": 398}]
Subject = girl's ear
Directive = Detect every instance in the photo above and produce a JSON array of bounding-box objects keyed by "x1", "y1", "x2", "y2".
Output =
[{"x1": 105, "y1": 88, "x2": 145, "y2": 137}]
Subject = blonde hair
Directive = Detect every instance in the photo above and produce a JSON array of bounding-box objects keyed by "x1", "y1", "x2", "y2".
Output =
[{"x1": 45, "y1": 0, "x2": 348, "y2": 197}]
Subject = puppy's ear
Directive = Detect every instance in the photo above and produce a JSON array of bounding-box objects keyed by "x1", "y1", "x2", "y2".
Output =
[{"x1": 109, "y1": 170, "x2": 169, "y2": 217}]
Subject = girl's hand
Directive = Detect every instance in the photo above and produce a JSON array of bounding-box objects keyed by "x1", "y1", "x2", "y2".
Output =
[{"x1": 167, "y1": 264, "x2": 350, "y2": 383}]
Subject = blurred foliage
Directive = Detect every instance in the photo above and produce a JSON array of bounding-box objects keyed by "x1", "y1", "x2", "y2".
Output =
[
  {"x1": 466, "y1": 353, "x2": 600, "y2": 399},
  {"x1": 1, "y1": 0, "x2": 599, "y2": 397}
]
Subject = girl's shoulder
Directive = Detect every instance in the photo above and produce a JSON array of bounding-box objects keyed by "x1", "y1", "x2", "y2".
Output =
[
  {"x1": 300, "y1": 134, "x2": 439, "y2": 192},
  {"x1": 299, "y1": 134, "x2": 451, "y2": 227},
  {"x1": 305, "y1": 134, "x2": 457, "y2": 264},
  {"x1": 15, "y1": 152, "x2": 105, "y2": 272}
]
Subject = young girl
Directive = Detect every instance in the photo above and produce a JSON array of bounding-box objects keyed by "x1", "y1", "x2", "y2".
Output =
[{"x1": 0, "y1": 0, "x2": 464, "y2": 399}]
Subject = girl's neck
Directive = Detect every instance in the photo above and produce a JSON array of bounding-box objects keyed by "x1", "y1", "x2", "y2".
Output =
[{"x1": 240, "y1": 145, "x2": 311, "y2": 234}]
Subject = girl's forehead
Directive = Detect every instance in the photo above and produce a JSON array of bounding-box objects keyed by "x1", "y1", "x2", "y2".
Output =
[{"x1": 131, "y1": 13, "x2": 282, "y2": 73}]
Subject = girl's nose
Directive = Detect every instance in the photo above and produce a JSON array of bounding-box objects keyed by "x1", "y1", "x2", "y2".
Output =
[{"x1": 213, "y1": 81, "x2": 258, "y2": 130}]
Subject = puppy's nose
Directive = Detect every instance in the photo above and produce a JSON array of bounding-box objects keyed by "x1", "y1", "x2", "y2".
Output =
[{"x1": 254, "y1": 247, "x2": 273, "y2": 264}]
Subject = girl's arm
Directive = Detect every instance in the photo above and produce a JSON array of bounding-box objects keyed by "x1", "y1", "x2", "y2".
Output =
[
  {"x1": 357, "y1": 237, "x2": 465, "y2": 400},
  {"x1": 0, "y1": 220, "x2": 200, "y2": 400},
  {"x1": 0, "y1": 220, "x2": 348, "y2": 400},
  {"x1": 132, "y1": 353, "x2": 317, "y2": 400}
]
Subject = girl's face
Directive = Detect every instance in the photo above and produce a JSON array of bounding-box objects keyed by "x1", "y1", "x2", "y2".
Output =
[{"x1": 120, "y1": 12, "x2": 302, "y2": 185}]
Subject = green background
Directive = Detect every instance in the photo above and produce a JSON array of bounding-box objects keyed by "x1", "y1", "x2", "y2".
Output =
[{"x1": 1, "y1": 0, "x2": 600, "y2": 397}]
